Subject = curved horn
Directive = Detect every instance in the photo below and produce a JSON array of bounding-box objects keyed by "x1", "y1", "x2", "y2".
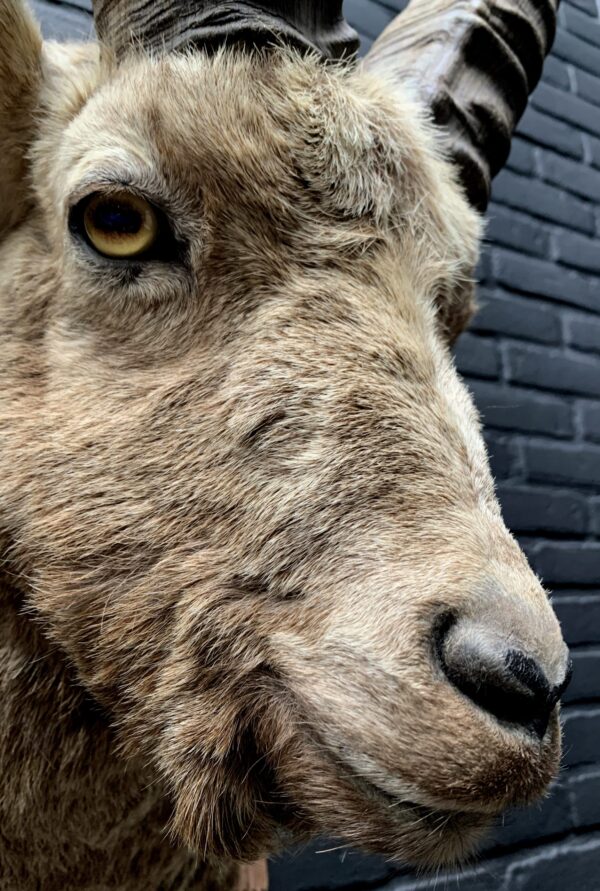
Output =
[
  {"x1": 364, "y1": 0, "x2": 559, "y2": 211},
  {"x1": 93, "y1": 1, "x2": 359, "y2": 62}
]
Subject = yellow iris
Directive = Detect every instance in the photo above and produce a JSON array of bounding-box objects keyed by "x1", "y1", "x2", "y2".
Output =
[{"x1": 83, "y1": 191, "x2": 159, "y2": 258}]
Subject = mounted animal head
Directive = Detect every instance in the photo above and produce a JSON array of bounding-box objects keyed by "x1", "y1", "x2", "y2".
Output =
[{"x1": 0, "y1": 0, "x2": 570, "y2": 869}]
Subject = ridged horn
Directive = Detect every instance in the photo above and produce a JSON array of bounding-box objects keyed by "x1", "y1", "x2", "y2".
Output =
[
  {"x1": 363, "y1": 0, "x2": 559, "y2": 211},
  {"x1": 92, "y1": 1, "x2": 359, "y2": 62}
]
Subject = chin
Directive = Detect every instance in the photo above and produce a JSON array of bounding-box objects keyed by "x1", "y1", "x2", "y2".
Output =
[{"x1": 259, "y1": 704, "x2": 562, "y2": 872}]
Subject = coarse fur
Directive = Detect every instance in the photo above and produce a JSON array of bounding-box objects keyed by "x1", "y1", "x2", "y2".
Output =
[{"x1": 0, "y1": 2, "x2": 568, "y2": 888}]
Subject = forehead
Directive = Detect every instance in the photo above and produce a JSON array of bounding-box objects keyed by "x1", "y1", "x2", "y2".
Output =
[
  {"x1": 39, "y1": 46, "x2": 480, "y2": 335},
  {"x1": 59, "y1": 54, "x2": 339, "y2": 199},
  {"x1": 54, "y1": 49, "x2": 420, "y2": 235}
]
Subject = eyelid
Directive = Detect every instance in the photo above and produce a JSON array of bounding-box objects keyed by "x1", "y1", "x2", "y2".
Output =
[
  {"x1": 65, "y1": 151, "x2": 175, "y2": 206},
  {"x1": 67, "y1": 179, "x2": 160, "y2": 213}
]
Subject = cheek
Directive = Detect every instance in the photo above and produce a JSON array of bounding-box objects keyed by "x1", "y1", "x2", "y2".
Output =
[{"x1": 52, "y1": 268, "x2": 199, "y2": 364}]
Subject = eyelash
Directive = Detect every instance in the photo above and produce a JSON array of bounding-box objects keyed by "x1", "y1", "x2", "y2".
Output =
[{"x1": 68, "y1": 192, "x2": 184, "y2": 264}]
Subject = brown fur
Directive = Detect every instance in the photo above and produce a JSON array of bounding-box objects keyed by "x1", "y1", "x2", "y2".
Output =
[{"x1": 0, "y1": 2, "x2": 568, "y2": 888}]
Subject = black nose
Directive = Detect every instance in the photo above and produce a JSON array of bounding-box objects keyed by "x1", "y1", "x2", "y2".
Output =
[{"x1": 437, "y1": 620, "x2": 572, "y2": 739}]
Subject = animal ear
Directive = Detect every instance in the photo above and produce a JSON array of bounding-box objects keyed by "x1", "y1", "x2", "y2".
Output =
[
  {"x1": 434, "y1": 279, "x2": 477, "y2": 347},
  {"x1": 0, "y1": 1, "x2": 43, "y2": 237}
]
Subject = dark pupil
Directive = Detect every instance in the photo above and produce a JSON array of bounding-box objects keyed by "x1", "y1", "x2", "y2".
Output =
[{"x1": 92, "y1": 200, "x2": 142, "y2": 235}]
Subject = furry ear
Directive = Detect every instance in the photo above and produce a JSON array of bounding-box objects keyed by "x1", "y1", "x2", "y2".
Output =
[
  {"x1": 0, "y1": 1, "x2": 42, "y2": 237},
  {"x1": 435, "y1": 279, "x2": 477, "y2": 347}
]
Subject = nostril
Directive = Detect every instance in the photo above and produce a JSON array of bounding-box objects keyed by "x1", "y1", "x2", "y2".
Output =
[
  {"x1": 437, "y1": 621, "x2": 571, "y2": 739},
  {"x1": 505, "y1": 650, "x2": 549, "y2": 699}
]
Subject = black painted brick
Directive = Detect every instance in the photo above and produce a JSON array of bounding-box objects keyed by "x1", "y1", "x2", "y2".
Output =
[
  {"x1": 524, "y1": 441, "x2": 600, "y2": 487},
  {"x1": 591, "y1": 497, "x2": 600, "y2": 534},
  {"x1": 486, "y1": 203, "x2": 551, "y2": 257},
  {"x1": 356, "y1": 33, "x2": 372, "y2": 53},
  {"x1": 538, "y1": 150, "x2": 600, "y2": 201},
  {"x1": 497, "y1": 484, "x2": 588, "y2": 534},
  {"x1": 469, "y1": 380, "x2": 573, "y2": 438},
  {"x1": 564, "y1": 649, "x2": 600, "y2": 702},
  {"x1": 475, "y1": 247, "x2": 492, "y2": 285},
  {"x1": 563, "y1": 3, "x2": 600, "y2": 48},
  {"x1": 344, "y1": 0, "x2": 394, "y2": 39},
  {"x1": 509, "y1": 835, "x2": 600, "y2": 891},
  {"x1": 507, "y1": 137, "x2": 536, "y2": 174},
  {"x1": 569, "y1": 768, "x2": 600, "y2": 827},
  {"x1": 30, "y1": 0, "x2": 91, "y2": 39},
  {"x1": 483, "y1": 432, "x2": 517, "y2": 480},
  {"x1": 493, "y1": 169, "x2": 595, "y2": 233},
  {"x1": 566, "y1": 313, "x2": 600, "y2": 354},
  {"x1": 386, "y1": 862, "x2": 507, "y2": 891},
  {"x1": 387, "y1": 836, "x2": 600, "y2": 891},
  {"x1": 553, "y1": 587, "x2": 600, "y2": 597},
  {"x1": 529, "y1": 542, "x2": 600, "y2": 584},
  {"x1": 472, "y1": 290, "x2": 562, "y2": 344},
  {"x1": 554, "y1": 28, "x2": 600, "y2": 77},
  {"x1": 517, "y1": 106, "x2": 584, "y2": 158},
  {"x1": 566, "y1": 0, "x2": 598, "y2": 14},
  {"x1": 532, "y1": 82, "x2": 600, "y2": 138},
  {"x1": 580, "y1": 402, "x2": 600, "y2": 442},
  {"x1": 493, "y1": 248, "x2": 600, "y2": 312},
  {"x1": 506, "y1": 344, "x2": 600, "y2": 398},
  {"x1": 270, "y1": 843, "x2": 395, "y2": 891},
  {"x1": 556, "y1": 230, "x2": 600, "y2": 275},
  {"x1": 563, "y1": 708, "x2": 600, "y2": 766},
  {"x1": 588, "y1": 134, "x2": 600, "y2": 168},
  {"x1": 543, "y1": 55, "x2": 572, "y2": 90},
  {"x1": 575, "y1": 67, "x2": 600, "y2": 108},
  {"x1": 483, "y1": 783, "x2": 574, "y2": 852},
  {"x1": 553, "y1": 595, "x2": 600, "y2": 645},
  {"x1": 454, "y1": 333, "x2": 500, "y2": 379},
  {"x1": 378, "y1": 0, "x2": 409, "y2": 9}
]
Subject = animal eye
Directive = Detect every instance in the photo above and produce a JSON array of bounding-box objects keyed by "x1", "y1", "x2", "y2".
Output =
[{"x1": 77, "y1": 191, "x2": 160, "y2": 259}]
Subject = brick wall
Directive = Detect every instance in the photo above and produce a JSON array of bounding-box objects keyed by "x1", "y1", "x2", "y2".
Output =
[{"x1": 31, "y1": 2, "x2": 600, "y2": 889}]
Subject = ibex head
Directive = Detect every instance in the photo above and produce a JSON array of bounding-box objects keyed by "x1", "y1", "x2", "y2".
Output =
[{"x1": 0, "y1": 0, "x2": 569, "y2": 869}]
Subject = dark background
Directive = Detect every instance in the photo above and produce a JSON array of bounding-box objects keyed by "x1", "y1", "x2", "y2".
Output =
[{"x1": 32, "y1": 1, "x2": 600, "y2": 888}]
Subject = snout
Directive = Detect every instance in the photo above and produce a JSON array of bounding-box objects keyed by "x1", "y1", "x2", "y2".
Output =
[
  {"x1": 271, "y1": 554, "x2": 572, "y2": 866},
  {"x1": 437, "y1": 616, "x2": 572, "y2": 739}
]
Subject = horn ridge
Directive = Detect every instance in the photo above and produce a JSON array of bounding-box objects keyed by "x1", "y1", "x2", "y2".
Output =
[
  {"x1": 363, "y1": 0, "x2": 559, "y2": 211},
  {"x1": 93, "y1": 1, "x2": 359, "y2": 61}
]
